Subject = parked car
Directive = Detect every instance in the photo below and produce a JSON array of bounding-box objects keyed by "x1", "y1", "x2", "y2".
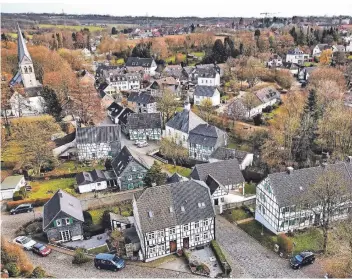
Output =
[
  {"x1": 290, "y1": 251, "x2": 315, "y2": 269},
  {"x1": 13, "y1": 236, "x2": 36, "y2": 250},
  {"x1": 134, "y1": 140, "x2": 144, "y2": 145},
  {"x1": 10, "y1": 204, "x2": 33, "y2": 215},
  {"x1": 94, "y1": 253, "x2": 125, "y2": 271},
  {"x1": 137, "y1": 141, "x2": 148, "y2": 148},
  {"x1": 32, "y1": 243, "x2": 52, "y2": 256}
]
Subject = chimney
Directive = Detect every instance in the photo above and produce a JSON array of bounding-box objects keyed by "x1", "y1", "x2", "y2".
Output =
[
  {"x1": 184, "y1": 96, "x2": 191, "y2": 111},
  {"x1": 287, "y1": 167, "x2": 294, "y2": 174}
]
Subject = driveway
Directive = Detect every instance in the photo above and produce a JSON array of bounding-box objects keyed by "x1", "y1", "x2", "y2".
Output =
[
  {"x1": 215, "y1": 216, "x2": 309, "y2": 278},
  {"x1": 0, "y1": 211, "x2": 197, "y2": 278}
]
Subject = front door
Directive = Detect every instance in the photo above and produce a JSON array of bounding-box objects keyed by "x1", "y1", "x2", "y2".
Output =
[
  {"x1": 60, "y1": 230, "x2": 71, "y2": 242},
  {"x1": 183, "y1": 237, "x2": 189, "y2": 249},
  {"x1": 170, "y1": 240, "x2": 177, "y2": 253},
  {"x1": 214, "y1": 198, "x2": 219, "y2": 206}
]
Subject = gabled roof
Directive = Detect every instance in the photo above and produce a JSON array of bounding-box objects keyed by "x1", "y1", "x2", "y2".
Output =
[
  {"x1": 76, "y1": 169, "x2": 106, "y2": 186},
  {"x1": 254, "y1": 86, "x2": 281, "y2": 103},
  {"x1": 127, "y1": 91, "x2": 155, "y2": 105},
  {"x1": 190, "y1": 159, "x2": 245, "y2": 186},
  {"x1": 43, "y1": 190, "x2": 84, "y2": 230},
  {"x1": 17, "y1": 24, "x2": 32, "y2": 64},
  {"x1": 134, "y1": 180, "x2": 215, "y2": 233},
  {"x1": 194, "y1": 86, "x2": 218, "y2": 97},
  {"x1": 1, "y1": 175, "x2": 24, "y2": 190},
  {"x1": 118, "y1": 107, "x2": 135, "y2": 125},
  {"x1": 188, "y1": 124, "x2": 227, "y2": 147},
  {"x1": 166, "y1": 109, "x2": 206, "y2": 133},
  {"x1": 76, "y1": 125, "x2": 121, "y2": 144},
  {"x1": 167, "y1": 173, "x2": 189, "y2": 184},
  {"x1": 127, "y1": 113, "x2": 162, "y2": 130},
  {"x1": 205, "y1": 174, "x2": 228, "y2": 195},
  {"x1": 53, "y1": 132, "x2": 76, "y2": 148},
  {"x1": 107, "y1": 102, "x2": 124, "y2": 117},
  {"x1": 111, "y1": 146, "x2": 148, "y2": 176},
  {"x1": 126, "y1": 57, "x2": 154, "y2": 67},
  {"x1": 266, "y1": 161, "x2": 352, "y2": 207},
  {"x1": 210, "y1": 147, "x2": 250, "y2": 163}
]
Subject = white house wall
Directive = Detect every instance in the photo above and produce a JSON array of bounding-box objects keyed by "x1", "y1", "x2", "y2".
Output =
[
  {"x1": 77, "y1": 143, "x2": 112, "y2": 161},
  {"x1": 78, "y1": 181, "x2": 107, "y2": 194},
  {"x1": 165, "y1": 127, "x2": 188, "y2": 148}
]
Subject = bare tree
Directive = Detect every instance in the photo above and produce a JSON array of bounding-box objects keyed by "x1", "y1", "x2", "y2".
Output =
[
  {"x1": 302, "y1": 169, "x2": 350, "y2": 253},
  {"x1": 242, "y1": 93, "x2": 259, "y2": 118},
  {"x1": 160, "y1": 137, "x2": 188, "y2": 166},
  {"x1": 156, "y1": 88, "x2": 179, "y2": 127},
  {"x1": 109, "y1": 230, "x2": 125, "y2": 256},
  {"x1": 199, "y1": 98, "x2": 213, "y2": 122}
]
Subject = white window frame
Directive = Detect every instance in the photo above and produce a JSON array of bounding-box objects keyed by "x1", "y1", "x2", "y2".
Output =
[
  {"x1": 132, "y1": 166, "x2": 137, "y2": 172},
  {"x1": 127, "y1": 175, "x2": 132, "y2": 181},
  {"x1": 194, "y1": 221, "x2": 199, "y2": 228},
  {"x1": 169, "y1": 227, "x2": 176, "y2": 234},
  {"x1": 56, "y1": 219, "x2": 62, "y2": 227},
  {"x1": 183, "y1": 224, "x2": 189, "y2": 231},
  {"x1": 203, "y1": 219, "x2": 209, "y2": 227},
  {"x1": 203, "y1": 232, "x2": 208, "y2": 240},
  {"x1": 149, "y1": 246, "x2": 156, "y2": 254},
  {"x1": 195, "y1": 234, "x2": 200, "y2": 242},
  {"x1": 157, "y1": 231, "x2": 164, "y2": 238},
  {"x1": 64, "y1": 218, "x2": 70, "y2": 226}
]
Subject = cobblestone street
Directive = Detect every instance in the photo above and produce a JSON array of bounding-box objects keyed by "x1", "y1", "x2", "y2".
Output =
[{"x1": 215, "y1": 216, "x2": 311, "y2": 278}]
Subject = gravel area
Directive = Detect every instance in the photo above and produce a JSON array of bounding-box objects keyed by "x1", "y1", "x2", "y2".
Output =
[
  {"x1": 0, "y1": 210, "x2": 198, "y2": 278},
  {"x1": 215, "y1": 216, "x2": 310, "y2": 278}
]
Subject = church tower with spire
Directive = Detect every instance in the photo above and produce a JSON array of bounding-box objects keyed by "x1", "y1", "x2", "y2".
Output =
[{"x1": 10, "y1": 24, "x2": 41, "y2": 89}]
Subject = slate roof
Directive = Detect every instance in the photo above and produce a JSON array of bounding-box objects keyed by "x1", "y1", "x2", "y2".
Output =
[
  {"x1": 266, "y1": 161, "x2": 352, "y2": 207},
  {"x1": 210, "y1": 147, "x2": 249, "y2": 163},
  {"x1": 111, "y1": 146, "x2": 148, "y2": 176},
  {"x1": 43, "y1": 190, "x2": 84, "y2": 230},
  {"x1": 190, "y1": 159, "x2": 245, "y2": 186},
  {"x1": 315, "y1": 44, "x2": 329, "y2": 51},
  {"x1": 1, "y1": 176, "x2": 24, "y2": 190},
  {"x1": 167, "y1": 173, "x2": 189, "y2": 184},
  {"x1": 287, "y1": 48, "x2": 305, "y2": 55},
  {"x1": 205, "y1": 174, "x2": 228, "y2": 195},
  {"x1": 188, "y1": 124, "x2": 227, "y2": 147},
  {"x1": 76, "y1": 169, "x2": 106, "y2": 186},
  {"x1": 53, "y1": 132, "x2": 76, "y2": 148},
  {"x1": 166, "y1": 109, "x2": 206, "y2": 133},
  {"x1": 127, "y1": 91, "x2": 155, "y2": 105},
  {"x1": 162, "y1": 65, "x2": 183, "y2": 79},
  {"x1": 194, "y1": 86, "x2": 218, "y2": 97},
  {"x1": 107, "y1": 102, "x2": 124, "y2": 117},
  {"x1": 127, "y1": 113, "x2": 162, "y2": 130},
  {"x1": 119, "y1": 107, "x2": 135, "y2": 125},
  {"x1": 109, "y1": 72, "x2": 140, "y2": 82},
  {"x1": 255, "y1": 87, "x2": 281, "y2": 103},
  {"x1": 126, "y1": 57, "x2": 154, "y2": 67},
  {"x1": 76, "y1": 125, "x2": 121, "y2": 144},
  {"x1": 17, "y1": 24, "x2": 32, "y2": 63},
  {"x1": 134, "y1": 180, "x2": 215, "y2": 233}
]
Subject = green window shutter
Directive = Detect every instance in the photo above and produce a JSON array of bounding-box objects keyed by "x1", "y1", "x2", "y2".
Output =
[
  {"x1": 69, "y1": 217, "x2": 73, "y2": 224},
  {"x1": 53, "y1": 220, "x2": 57, "y2": 227}
]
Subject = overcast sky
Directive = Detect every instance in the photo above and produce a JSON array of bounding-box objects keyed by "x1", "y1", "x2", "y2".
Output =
[{"x1": 1, "y1": 0, "x2": 352, "y2": 17}]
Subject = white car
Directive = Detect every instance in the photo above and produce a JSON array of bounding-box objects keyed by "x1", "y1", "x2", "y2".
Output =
[
  {"x1": 13, "y1": 236, "x2": 37, "y2": 250},
  {"x1": 137, "y1": 141, "x2": 148, "y2": 148}
]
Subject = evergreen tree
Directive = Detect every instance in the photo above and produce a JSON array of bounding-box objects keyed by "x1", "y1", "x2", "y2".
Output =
[
  {"x1": 239, "y1": 43, "x2": 244, "y2": 55},
  {"x1": 131, "y1": 41, "x2": 152, "y2": 58},
  {"x1": 41, "y1": 86, "x2": 62, "y2": 120},
  {"x1": 111, "y1": 27, "x2": 118, "y2": 35},
  {"x1": 289, "y1": 27, "x2": 298, "y2": 44},
  {"x1": 239, "y1": 17, "x2": 244, "y2": 25},
  {"x1": 211, "y1": 39, "x2": 227, "y2": 63},
  {"x1": 143, "y1": 161, "x2": 167, "y2": 187},
  {"x1": 292, "y1": 89, "x2": 319, "y2": 165}
]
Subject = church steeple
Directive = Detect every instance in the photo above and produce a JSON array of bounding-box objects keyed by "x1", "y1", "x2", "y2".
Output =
[{"x1": 17, "y1": 23, "x2": 32, "y2": 64}]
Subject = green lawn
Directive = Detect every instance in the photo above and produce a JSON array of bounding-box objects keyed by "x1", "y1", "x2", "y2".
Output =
[
  {"x1": 226, "y1": 208, "x2": 252, "y2": 222},
  {"x1": 190, "y1": 51, "x2": 205, "y2": 58},
  {"x1": 87, "y1": 244, "x2": 109, "y2": 254},
  {"x1": 88, "y1": 204, "x2": 133, "y2": 225},
  {"x1": 1, "y1": 140, "x2": 23, "y2": 168},
  {"x1": 244, "y1": 182, "x2": 256, "y2": 195},
  {"x1": 8, "y1": 32, "x2": 33, "y2": 39},
  {"x1": 38, "y1": 24, "x2": 105, "y2": 32},
  {"x1": 44, "y1": 161, "x2": 105, "y2": 177},
  {"x1": 28, "y1": 178, "x2": 76, "y2": 199},
  {"x1": 238, "y1": 220, "x2": 278, "y2": 250},
  {"x1": 162, "y1": 164, "x2": 192, "y2": 177},
  {"x1": 289, "y1": 228, "x2": 324, "y2": 253}
]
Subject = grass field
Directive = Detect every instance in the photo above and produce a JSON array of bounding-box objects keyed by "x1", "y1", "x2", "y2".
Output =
[
  {"x1": 289, "y1": 228, "x2": 324, "y2": 253},
  {"x1": 190, "y1": 51, "x2": 205, "y2": 58},
  {"x1": 87, "y1": 203, "x2": 133, "y2": 225},
  {"x1": 38, "y1": 24, "x2": 105, "y2": 32},
  {"x1": 1, "y1": 140, "x2": 23, "y2": 168},
  {"x1": 162, "y1": 164, "x2": 192, "y2": 177},
  {"x1": 44, "y1": 161, "x2": 104, "y2": 177},
  {"x1": 87, "y1": 244, "x2": 109, "y2": 254},
  {"x1": 28, "y1": 178, "x2": 76, "y2": 199},
  {"x1": 8, "y1": 33, "x2": 33, "y2": 39}
]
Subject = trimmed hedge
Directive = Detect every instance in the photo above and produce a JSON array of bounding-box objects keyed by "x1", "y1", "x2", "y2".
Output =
[
  {"x1": 210, "y1": 240, "x2": 232, "y2": 275},
  {"x1": 6, "y1": 197, "x2": 50, "y2": 210}
]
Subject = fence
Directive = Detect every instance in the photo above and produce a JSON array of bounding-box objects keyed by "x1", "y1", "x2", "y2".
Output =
[{"x1": 222, "y1": 197, "x2": 256, "y2": 211}]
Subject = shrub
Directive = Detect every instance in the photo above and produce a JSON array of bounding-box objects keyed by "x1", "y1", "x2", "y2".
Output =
[
  {"x1": 5, "y1": 263, "x2": 20, "y2": 277},
  {"x1": 30, "y1": 266, "x2": 46, "y2": 278},
  {"x1": 7, "y1": 198, "x2": 50, "y2": 210},
  {"x1": 101, "y1": 210, "x2": 111, "y2": 229},
  {"x1": 121, "y1": 210, "x2": 131, "y2": 217},
  {"x1": 244, "y1": 182, "x2": 256, "y2": 195},
  {"x1": 72, "y1": 248, "x2": 90, "y2": 265},
  {"x1": 277, "y1": 234, "x2": 293, "y2": 254},
  {"x1": 275, "y1": 70, "x2": 293, "y2": 89}
]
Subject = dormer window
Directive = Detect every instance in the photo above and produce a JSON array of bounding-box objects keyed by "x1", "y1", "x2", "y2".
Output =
[
  {"x1": 181, "y1": 206, "x2": 185, "y2": 212},
  {"x1": 148, "y1": 211, "x2": 153, "y2": 218},
  {"x1": 169, "y1": 206, "x2": 174, "y2": 213},
  {"x1": 128, "y1": 175, "x2": 132, "y2": 181},
  {"x1": 55, "y1": 219, "x2": 62, "y2": 227},
  {"x1": 132, "y1": 166, "x2": 136, "y2": 172}
]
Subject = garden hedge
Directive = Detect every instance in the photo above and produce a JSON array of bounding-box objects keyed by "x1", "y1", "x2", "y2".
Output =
[{"x1": 6, "y1": 197, "x2": 50, "y2": 210}]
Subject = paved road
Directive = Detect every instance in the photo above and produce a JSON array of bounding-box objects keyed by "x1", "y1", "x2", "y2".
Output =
[
  {"x1": 215, "y1": 216, "x2": 309, "y2": 278},
  {"x1": 0, "y1": 211, "x2": 197, "y2": 278}
]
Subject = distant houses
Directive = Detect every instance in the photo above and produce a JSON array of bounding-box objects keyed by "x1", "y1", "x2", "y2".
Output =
[{"x1": 125, "y1": 57, "x2": 157, "y2": 76}]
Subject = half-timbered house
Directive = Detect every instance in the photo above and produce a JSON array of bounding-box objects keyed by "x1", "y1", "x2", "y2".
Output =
[
  {"x1": 127, "y1": 113, "x2": 162, "y2": 141},
  {"x1": 76, "y1": 125, "x2": 121, "y2": 161},
  {"x1": 133, "y1": 180, "x2": 216, "y2": 262}
]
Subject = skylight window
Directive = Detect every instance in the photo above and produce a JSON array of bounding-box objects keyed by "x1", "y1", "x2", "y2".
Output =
[
  {"x1": 181, "y1": 206, "x2": 185, "y2": 212},
  {"x1": 169, "y1": 206, "x2": 174, "y2": 213},
  {"x1": 148, "y1": 211, "x2": 153, "y2": 218}
]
